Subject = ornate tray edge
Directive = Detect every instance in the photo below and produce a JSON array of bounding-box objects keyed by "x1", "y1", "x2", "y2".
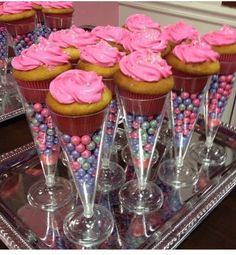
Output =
[
  {"x1": 0, "y1": 142, "x2": 34, "y2": 164},
  {"x1": 0, "y1": 107, "x2": 24, "y2": 123},
  {"x1": 145, "y1": 169, "x2": 236, "y2": 249},
  {"x1": 0, "y1": 213, "x2": 33, "y2": 249}
]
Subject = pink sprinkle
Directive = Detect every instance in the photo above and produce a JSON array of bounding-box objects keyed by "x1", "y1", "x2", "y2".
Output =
[
  {"x1": 41, "y1": 108, "x2": 49, "y2": 117},
  {"x1": 81, "y1": 150, "x2": 91, "y2": 158},
  {"x1": 33, "y1": 103, "x2": 42, "y2": 112},
  {"x1": 81, "y1": 135, "x2": 91, "y2": 145},
  {"x1": 175, "y1": 126, "x2": 182, "y2": 133},
  {"x1": 181, "y1": 92, "x2": 189, "y2": 99},
  {"x1": 76, "y1": 144, "x2": 85, "y2": 153},
  {"x1": 71, "y1": 136, "x2": 81, "y2": 146}
]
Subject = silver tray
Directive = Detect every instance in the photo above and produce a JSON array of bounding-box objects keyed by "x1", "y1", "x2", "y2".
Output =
[
  {"x1": 0, "y1": 74, "x2": 24, "y2": 123},
  {"x1": 0, "y1": 121, "x2": 236, "y2": 249}
]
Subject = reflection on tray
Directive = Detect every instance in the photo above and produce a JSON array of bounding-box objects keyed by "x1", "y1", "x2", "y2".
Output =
[
  {"x1": 0, "y1": 73, "x2": 24, "y2": 123},
  {"x1": 0, "y1": 124, "x2": 236, "y2": 249}
]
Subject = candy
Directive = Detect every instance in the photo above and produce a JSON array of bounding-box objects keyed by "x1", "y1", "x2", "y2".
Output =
[
  {"x1": 24, "y1": 102, "x2": 60, "y2": 165},
  {"x1": 60, "y1": 129, "x2": 102, "y2": 195}
]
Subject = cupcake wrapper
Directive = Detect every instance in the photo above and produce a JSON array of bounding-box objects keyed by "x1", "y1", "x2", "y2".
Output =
[
  {"x1": 5, "y1": 16, "x2": 35, "y2": 35},
  {"x1": 44, "y1": 13, "x2": 72, "y2": 30},
  {"x1": 49, "y1": 109, "x2": 107, "y2": 137},
  {"x1": 172, "y1": 70, "x2": 209, "y2": 94},
  {"x1": 16, "y1": 79, "x2": 53, "y2": 103},
  {"x1": 119, "y1": 89, "x2": 166, "y2": 116},
  {"x1": 219, "y1": 54, "x2": 236, "y2": 74}
]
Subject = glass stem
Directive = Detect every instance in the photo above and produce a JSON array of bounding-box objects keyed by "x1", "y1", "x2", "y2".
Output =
[
  {"x1": 42, "y1": 163, "x2": 57, "y2": 188},
  {"x1": 0, "y1": 59, "x2": 7, "y2": 87}
]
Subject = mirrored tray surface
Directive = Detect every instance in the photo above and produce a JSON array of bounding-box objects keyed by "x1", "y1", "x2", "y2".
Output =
[{"x1": 0, "y1": 121, "x2": 236, "y2": 249}]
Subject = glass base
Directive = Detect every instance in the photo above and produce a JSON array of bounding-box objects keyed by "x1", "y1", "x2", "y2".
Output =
[
  {"x1": 98, "y1": 161, "x2": 126, "y2": 193},
  {"x1": 121, "y1": 144, "x2": 159, "y2": 166},
  {"x1": 27, "y1": 177, "x2": 74, "y2": 212},
  {"x1": 158, "y1": 159, "x2": 199, "y2": 189},
  {"x1": 113, "y1": 128, "x2": 127, "y2": 151},
  {"x1": 63, "y1": 204, "x2": 114, "y2": 247},
  {"x1": 119, "y1": 180, "x2": 163, "y2": 215},
  {"x1": 190, "y1": 141, "x2": 227, "y2": 166}
]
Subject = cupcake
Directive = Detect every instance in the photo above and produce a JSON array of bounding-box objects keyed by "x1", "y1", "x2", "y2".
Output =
[
  {"x1": 91, "y1": 25, "x2": 130, "y2": 52},
  {"x1": 124, "y1": 14, "x2": 160, "y2": 32},
  {"x1": 0, "y1": 2, "x2": 36, "y2": 55},
  {"x1": 166, "y1": 41, "x2": 220, "y2": 76},
  {"x1": 78, "y1": 40, "x2": 124, "y2": 81},
  {"x1": 41, "y1": 1, "x2": 74, "y2": 31},
  {"x1": 46, "y1": 69, "x2": 112, "y2": 136},
  {"x1": 114, "y1": 50, "x2": 174, "y2": 115},
  {"x1": 202, "y1": 25, "x2": 236, "y2": 74},
  {"x1": 31, "y1": 1, "x2": 43, "y2": 23},
  {"x1": 12, "y1": 36, "x2": 71, "y2": 102},
  {"x1": 48, "y1": 25, "x2": 98, "y2": 64},
  {"x1": 121, "y1": 29, "x2": 170, "y2": 57},
  {"x1": 0, "y1": 1, "x2": 35, "y2": 23},
  {"x1": 162, "y1": 21, "x2": 198, "y2": 50}
]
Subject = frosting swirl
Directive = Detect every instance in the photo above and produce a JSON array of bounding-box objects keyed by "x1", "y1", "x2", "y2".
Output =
[
  {"x1": 172, "y1": 40, "x2": 220, "y2": 63},
  {"x1": 41, "y1": 1, "x2": 73, "y2": 9},
  {"x1": 49, "y1": 70, "x2": 105, "y2": 104},
  {"x1": 119, "y1": 50, "x2": 172, "y2": 82},
  {"x1": 91, "y1": 25, "x2": 130, "y2": 44},
  {"x1": 80, "y1": 40, "x2": 125, "y2": 67},
  {"x1": 201, "y1": 25, "x2": 236, "y2": 46},
  {"x1": 48, "y1": 25, "x2": 98, "y2": 49},
  {"x1": 124, "y1": 14, "x2": 160, "y2": 32},
  {"x1": 122, "y1": 29, "x2": 168, "y2": 53},
  {"x1": 12, "y1": 37, "x2": 69, "y2": 71},
  {"x1": 0, "y1": 2, "x2": 32, "y2": 14},
  {"x1": 162, "y1": 21, "x2": 198, "y2": 44}
]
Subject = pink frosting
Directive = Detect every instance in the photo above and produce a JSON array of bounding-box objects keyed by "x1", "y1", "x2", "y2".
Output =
[
  {"x1": 91, "y1": 25, "x2": 130, "y2": 44},
  {"x1": 12, "y1": 37, "x2": 69, "y2": 71},
  {"x1": 49, "y1": 70, "x2": 105, "y2": 104},
  {"x1": 172, "y1": 40, "x2": 220, "y2": 63},
  {"x1": 80, "y1": 40, "x2": 125, "y2": 67},
  {"x1": 48, "y1": 25, "x2": 98, "y2": 49},
  {"x1": 124, "y1": 14, "x2": 160, "y2": 32},
  {"x1": 41, "y1": 1, "x2": 73, "y2": 9},
  {"x1": 202, "y1": 25, "x2": 236, "y2": 46},
  {"x1": 122, "y1": 29, "x2": 168, "y2": 53},
  {"x1": 119, "y1": 50, "x2": 172, "y2": 82},
  {"x1": 0, "y1": 2, "x2": 32, "y2": 15},
  {"x1": 162, "y1": 21, "x2": 198, "y2": 44}
]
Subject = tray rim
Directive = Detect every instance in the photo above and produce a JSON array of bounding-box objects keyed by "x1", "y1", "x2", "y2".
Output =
[
  {"x1": 0, "y1": 121, "x2": 236, "y2": 249},
  {"x1": 0, "y1": 107, "x2": 24, "y2": 124}
]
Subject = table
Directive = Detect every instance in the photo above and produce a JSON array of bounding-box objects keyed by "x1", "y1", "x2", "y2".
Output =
[{"x1": 0, "y1": 115, "x2": 236, "y2": 249}]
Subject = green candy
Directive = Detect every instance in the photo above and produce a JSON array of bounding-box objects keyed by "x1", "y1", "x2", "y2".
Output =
[
  {"x1": 179, "y1": 103, "x2": 186, "y2": 111},
  {"x1": 187, "y1": 104, "x2": 193, "y2": 111},
  {"x1": 93, "y1": 135, "x2": 101, "y2": 144},
  {"x1": 141, "y1": 133, "x2": 148, "y2": 143},
  {"x1": 141, "y1": 121, "x2": 150, "y2": 130},
  {"x1": 77, "y1": 157, "x2": 85, "y2": 165},
  {"x1": 47, "y1": 129, "x2": 55, "y2": 136},
  {"x1": 86, "y1": 141, "x2": 96, "y2": 151},
  {"x1": 148, "y1": 128, "x2": 155, "y2": 135},
  {"x1": 150, "y1": 120, "x2": 157, "y2": 128},
  {"x1": 82, "y1": 162, "x2": 91, "y2": 171}
]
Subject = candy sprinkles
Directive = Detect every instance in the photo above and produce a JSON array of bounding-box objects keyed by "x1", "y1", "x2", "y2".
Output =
[
  {"x1": 208, "y1": 74, "x2": 235, "y2": 124},
  {"x1": 61, "y1": 130, "x2": 102, "y2": 194},
  {"x1": 25, "y1": 102, "x2": 60, "y2": 165},
  {"x1": 0, "y1": 25, "x2": 7, "y2": 60},
  {"x1": 13, "y1": 31, "x2": 36, "y2": 56},
  {"x1": 172, "y1": 90, "x2": 203, "y2": 141}
]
